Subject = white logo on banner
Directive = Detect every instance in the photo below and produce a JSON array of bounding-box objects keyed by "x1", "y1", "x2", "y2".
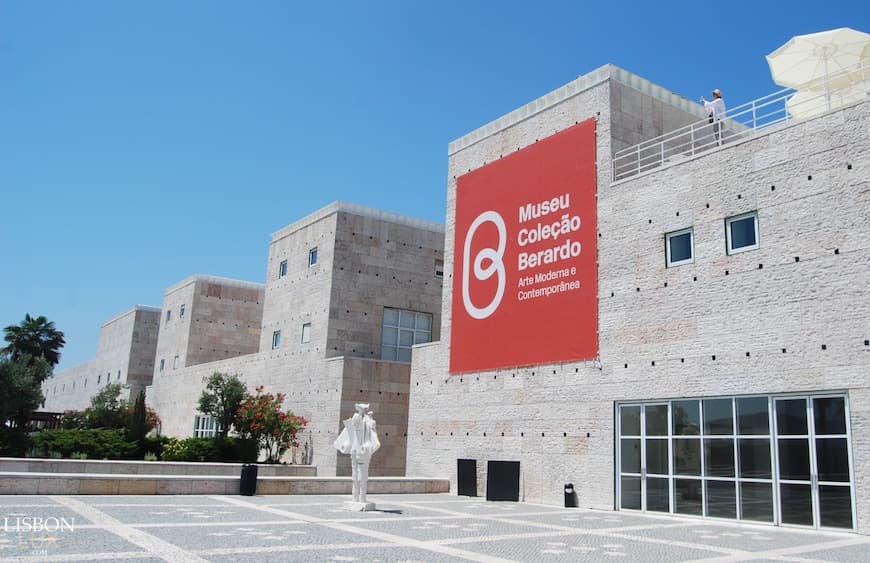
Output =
[{"x1": 462, "y1": 211, "x2": 506, "y2": 319}]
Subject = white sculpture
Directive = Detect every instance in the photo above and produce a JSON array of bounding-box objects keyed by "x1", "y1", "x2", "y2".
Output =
[{"x1": 333, "y1": 403, "x2": 380, "y2": 510}]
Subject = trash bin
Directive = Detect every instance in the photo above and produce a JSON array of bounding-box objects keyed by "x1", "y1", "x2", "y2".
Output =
[
  {"x1": 240, "y1": 463, "x2": 258, "y2": 496},
  {"x1": 564, "y1": 483, "x2": 577, "y2": 508}
]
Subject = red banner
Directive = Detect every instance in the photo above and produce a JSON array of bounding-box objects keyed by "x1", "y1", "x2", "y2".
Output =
[{"x1": 449, "y1": 119, "x2": 598, "y2": 373}]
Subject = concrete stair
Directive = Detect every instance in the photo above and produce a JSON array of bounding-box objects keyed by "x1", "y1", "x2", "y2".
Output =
[{"x1": 0, "y1": 458, "x2": 450, "y2": 495}]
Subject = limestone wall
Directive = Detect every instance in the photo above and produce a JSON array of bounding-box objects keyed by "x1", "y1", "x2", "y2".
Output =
[{"x1": 406, "y1": 64, "x2": 870, "y2": 534}]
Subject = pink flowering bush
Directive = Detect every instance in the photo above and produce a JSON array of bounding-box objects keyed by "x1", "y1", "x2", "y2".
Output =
[{"x1": 237, "y1": 386, "x2": 307, "y2": 463}]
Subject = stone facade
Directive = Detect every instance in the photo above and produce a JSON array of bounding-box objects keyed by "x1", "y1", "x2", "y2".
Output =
[
  {"x1": 406, "y1": 64, "x2": 870, "y2": 532},
  {"x1": 44, "y1": 306, "x2": 160, "y2": 411},
  {"x1": 145, "y1": 202, "x2": 444, "y2": 476},
  {"x1": 152, "y1": 275, "x2": 265, "y2": 378}
]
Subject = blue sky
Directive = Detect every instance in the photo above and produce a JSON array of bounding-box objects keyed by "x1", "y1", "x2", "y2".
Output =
[{"x1": 2, "y1": 0, "x2": 868, "y2": 372}]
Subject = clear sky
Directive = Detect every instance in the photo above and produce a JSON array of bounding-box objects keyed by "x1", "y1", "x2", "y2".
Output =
[{"x1": 2, "y1": 0, "x2": 868, "y2": 372}]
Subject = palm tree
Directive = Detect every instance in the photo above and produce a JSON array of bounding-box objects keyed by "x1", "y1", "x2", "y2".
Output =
[{"x1": 2, "y1": 314, "x2": 66, "y2": 367}]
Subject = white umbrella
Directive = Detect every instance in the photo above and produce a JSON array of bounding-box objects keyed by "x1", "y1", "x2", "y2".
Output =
[
  {"x1": 786, "y1": 84, "x2": 868, "y2": 120},
  {"x1": 766, "y1": 27, "x2": 870, "y2": 91}
]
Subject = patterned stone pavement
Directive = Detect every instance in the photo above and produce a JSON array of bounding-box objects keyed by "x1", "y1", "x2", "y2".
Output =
[{"x1": 1, "y1": 493, "x2": 869, "y2": 562}]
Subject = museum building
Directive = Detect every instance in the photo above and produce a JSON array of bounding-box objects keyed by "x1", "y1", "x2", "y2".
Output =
[
  {"x1": 42, "y1": 59, "x2": 870, "y2": 533},
  {"x1": 45, "y1": 202, "x2": 445, "y2": 478},
  {"x1": 405, "y1": 63, "x2": 870, "y2": 533}
]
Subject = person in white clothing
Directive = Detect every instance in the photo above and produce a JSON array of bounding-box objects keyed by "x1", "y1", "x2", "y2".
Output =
[
  {"x1": 333, "y1": 403, "x2": 380, "y2": 504},
  {"x1": 700, "y1": 88, "x2": 726, "y2": 145}
]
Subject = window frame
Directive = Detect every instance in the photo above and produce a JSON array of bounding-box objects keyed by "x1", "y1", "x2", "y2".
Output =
[
  {"x1": 308, "y1": 247, "x2": 318, "y2": 267},
  {"x1": 725, "y1": 211, "x2": 760, "y2": 255},
  {"x1": 179, "y1": 304, "x2": 186, "y2": 319},
  {"x1": 666, "y1": 227, "x2": 695, "y2": 267},
  {"x1": 301, "y1": 323, "x2": 311, "y2": 343},
  {"x1": 381, "y1": 307, "x2": 433, "y2": 362},
  {"x1": 279, "y1": 260, "x2": 288, "y2": 278},
  {"x1": 272, "y1": 330, "x2": 281, "y2": 350}
]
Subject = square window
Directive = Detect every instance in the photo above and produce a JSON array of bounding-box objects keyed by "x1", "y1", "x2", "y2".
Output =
[
  {"x1": 279, "y1": 260, "x2": 288, "y2": 278},
  {"x1": 308, "y1": 247, "x2": 318, "y2": 267},
  {"x1": 435, "y1": 259, "x2": 444, "y2": 278},
  {"x1": 726, "y1": 212, "x2": 759, "y2": 254},
  {"x1": 301, "y1": 322, "x2": 311, "y2": 343},
  {"x1": 380, "y1": 307, "x2": 433, "y2": 362},
  {"x1": 272, "y1": 330, "x2": 281, "y2": 350},
  {"x1": 666, "y1": 228, "x2": 694, "y2": 267},
  {"x1": 180, "y1": 304, "x2": 186, "y2": 318}
]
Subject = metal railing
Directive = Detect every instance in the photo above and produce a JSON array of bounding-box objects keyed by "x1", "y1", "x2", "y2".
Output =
[{"x1": 612, "y1": 61, "x2": 870, "y2": 182}]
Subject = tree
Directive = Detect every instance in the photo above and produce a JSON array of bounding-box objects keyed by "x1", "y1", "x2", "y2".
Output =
[
  {"x1": 0, "y1": 355, "x2": 50, "y2": 453},
  {"x1": 126, "y1": 391, "x2": 148, "y2": 443},
  {"x1": 88, "y1": 383, "x2": 127, "y2": 429},
  {"x1": 237, "y1": 385, "x2": 307, "y2": 463},
  {"x1": 197, "y1": 372, "x2": 247, "y2": 441},
  {"x1": 2, "y1": 314, "x2": 66, "y2": 369}
]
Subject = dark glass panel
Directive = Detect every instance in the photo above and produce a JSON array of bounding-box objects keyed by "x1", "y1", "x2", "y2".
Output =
[
  {"x1": 816, "y1": 438, "x2": 849, "y2": 482},
  {"x1": 621, "y1": 439, "x2": 641, "y2": 473},
  {"x1": 645, "y1": 404, "x2": 668, "y2": 436},
  {"x1": 705, "y1": 438, "x2": 735, "y2": 478},
  {"x1": 706, "y1": 480, "x2": 736, "y2": 519},
  {"x1": 669, "y1": 232, "x2": 692, "y2": 263},
  {"x1": 646, "y1": 439, "x2": 669, "y2": 475},
  {"x1": 813, "y1": 397, "x2": 846, "y2": 435},
  {"x1": 646, "y1": 477, "x2": 670, "y2": 512},
  {"x1": 780, "y1": 483, "x2": 813, "y2": 525},
  {"x1": 738, "y1": 438, "x2": 771, "y2": 479},
  {"x1": 737, "y1": 397, "x2": 769, "y2": 435},
  {"x1": 704, "y1": 399, "x2": 733, "y2": 435},
  {"x1": 776, "y1": 399, "x2": 807, "y2": 435},
  {"x1": 673, "y1": 400, "x2": 700, "y2": 436},
  {"x1": 730, "y1": 216, "x2": 757, "y2": 249},
  {"x1": 740, "y1": 482, "x2": 773, "y2": 523},
  {"x1": 819, "y1": 485, "x2": 853, "y2": 529},
  {"x1": 621, "y1": 406, "x2": 641, "y2": 436},
  {"x1": 621, "y1": 476, "x2": 641, "y2": 509},
  {"x1": 777, "y1": 439, "x2": 810, "y2": 481},
  {"x1": 674, "y1": 479, "x2": 703, "y2": 516},
  {"x1": 673, "y1": 439, "x2": 701, "y2": 476}
]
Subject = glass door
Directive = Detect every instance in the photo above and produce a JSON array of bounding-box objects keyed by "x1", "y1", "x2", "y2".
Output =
[
  {"x1": 774, "y1": 396, "x2": 854, "y2": 529},
  {"x1": 618, "y1": 403, "x2": 670, "y2": 512}
]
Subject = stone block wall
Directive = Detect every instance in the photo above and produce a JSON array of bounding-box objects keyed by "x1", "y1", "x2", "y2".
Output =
[
  {"x1": 406, "y1": 63, "x2": 870, "y2": 534},
  {"x1": 187, "y1": 278, "x2": 264, "y2": 367},
  {"x1": 42, "y1": 361, "x2": 96, "y2": 412},
  {"x1": 329, "y1": 209, "x2": 444, "y2": 360},
  {"x1": 335, "y1": 357, "x2": 411, "y2": 477}
]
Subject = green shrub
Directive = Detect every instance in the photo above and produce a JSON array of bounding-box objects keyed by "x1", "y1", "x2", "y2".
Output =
[
  {"x1": 143, "y1": 452, "x2": 158, "y2": 461},
  {"x1": 216, "y1": 437, "x2": 258, "y2": 463},
  {"x1": 136, "y1": 434, "x2": 172, "y2": 459},
  {"x1": 31, "y1": 429, "x2": 137, "y2": 460},
  {"x1": 70, "y1": 451, "x2": 88, "y2": 460},
  {"x1": 0, "y1": 431, "x2": 33, "y2": 457},
  {"x1": 159, "y1": 437, "x2": 218, "y2": 462}
]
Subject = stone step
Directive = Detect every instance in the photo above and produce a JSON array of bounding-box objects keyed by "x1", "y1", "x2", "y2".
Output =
[
  {"x1": 0, "y1": 458, "x2": 316, "y2": 477},
  {"x1": 0, "y1": 472, "x2": 450, "y2": 495}
]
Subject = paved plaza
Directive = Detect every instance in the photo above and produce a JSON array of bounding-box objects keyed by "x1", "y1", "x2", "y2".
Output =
[{"x1": 1, "y1": 493, "x2": 869, "y2": 562}]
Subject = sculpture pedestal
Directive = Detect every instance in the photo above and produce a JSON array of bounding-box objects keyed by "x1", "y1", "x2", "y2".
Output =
[{"x1": 343, "y1": 501, "x2": 376, "y2": 512}]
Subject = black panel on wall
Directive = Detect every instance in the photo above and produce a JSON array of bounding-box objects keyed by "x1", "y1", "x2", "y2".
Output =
[
  {"x1": 457, "y1": 459, "x2": 477, "y2": 497},
  {"x1": 486, "y1": 460, "x2": 520, "y2": 501}
]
